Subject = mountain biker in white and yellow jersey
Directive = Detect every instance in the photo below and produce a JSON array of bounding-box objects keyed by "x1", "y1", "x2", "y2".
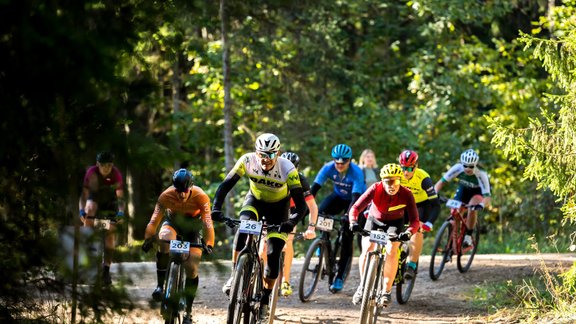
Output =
[
  {"x1": 398, "y1": 150, "x2": 440, "y2": 280},
  {"x1": 211, "y1": 133, "x2": 307, "y2": 321},
  {"x1": 434, "y1": 149, "x2": 491, "y2": 248}
]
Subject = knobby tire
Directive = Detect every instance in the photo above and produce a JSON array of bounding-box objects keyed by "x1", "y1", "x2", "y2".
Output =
[
  {"x1": 298, "y1": 239, "x2": 323, "y2": 302},
  {"x1": 396, "y1": 255, "x2": 416, "y2": 305},
  {"x1": 429, "y1": 221, "x2": 452, "y2": 281},
  {"x1": 359, "y1": 255, "x2": 379, "y2": 324},
  {"x1": 227, "y1": 254, "x2": 252, "y2": 324},
  {"x1": 162, "y1": 262, "x2": 182, "y2": 324}
]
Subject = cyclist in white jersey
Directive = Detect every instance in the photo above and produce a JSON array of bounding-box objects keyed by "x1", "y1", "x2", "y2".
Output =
[{"x1": 434, "y1": 149, "x2": 491, "y2": 248}]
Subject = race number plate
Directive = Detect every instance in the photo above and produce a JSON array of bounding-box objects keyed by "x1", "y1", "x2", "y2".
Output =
[
  {"x1": 316, "y1": 216, "x2": 334, "y2": 232},
  {"x1": 169, "y1": 240, "x2": 190, "y2": 253},
  {"x1": 239, "y1": 220, "x2": 262, "y2": 235},
  {"x1": 94, "y1": 219, "x2": 111, "y2": 230},
  {"x1": 369, "y1": 231, "x2": 388, "y2": 244},
  {"x1": 446, "y1": 199, "x2": 463, "y2": 209}
]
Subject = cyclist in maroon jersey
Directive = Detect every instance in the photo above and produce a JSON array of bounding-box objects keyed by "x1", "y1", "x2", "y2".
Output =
[
  {"x1": 348, "y1": 163, "x2": 420, "y2": 306},
  {"x1": 78, "y1": 151, "x2": 125, "y2": 285}
]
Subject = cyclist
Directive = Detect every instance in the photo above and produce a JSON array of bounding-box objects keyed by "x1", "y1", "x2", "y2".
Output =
[
  {"x1": 349, "y1": 163, "x2": 420, "y2": 306},
  {"x1": 142, "y1": 168, "x2": 215, "y2": 324},
  {"x1": 278, "y1": 151, "x2": 319, "y2": 297},
  {"x1": 79, "y1": 151, "x2": 125, "y2": 285},
  {"x1": 434, "y1": 149, "x2": 491, "y2": 248},
  {"x1": 398, "y1": 150, "x2": 441, "y2": 280},
  {"x1": 310, "y1": 144, "x2": 366, "y2": 293},
  {"x1": 211, "y1": 133, "x2": 307, "y2": 321}
]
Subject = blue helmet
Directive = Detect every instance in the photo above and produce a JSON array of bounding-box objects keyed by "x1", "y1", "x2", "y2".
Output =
[
  {"x1": 331, "y1": 144, "x2": 352, "y2": 161},
  {"x1": 172, "y1": 169, "x2": 193, "y2": 193}
]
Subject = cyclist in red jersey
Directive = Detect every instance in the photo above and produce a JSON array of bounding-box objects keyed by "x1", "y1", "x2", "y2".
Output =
[
  {"x1": 348, "y1": 163, "x2": 420, "y2": 306},
  {"x1": 142, "y1": 169, "x2": 215, "y2": 324},
  {"x1": 78, "y1": 151, "x2": 125, "y2": 285}
]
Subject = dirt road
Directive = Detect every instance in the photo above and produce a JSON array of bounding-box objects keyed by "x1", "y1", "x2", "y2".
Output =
[{"x1": 109, "y1": 253, "x2": 574, "y2": 324}]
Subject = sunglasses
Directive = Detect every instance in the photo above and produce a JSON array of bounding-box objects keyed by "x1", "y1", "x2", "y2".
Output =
[
  {"x1": 334, "y1": 158, "x2": 350, "y2": 164},
  {"x1": 256, "y1": 151, "x2": 278, "y2": 160},
  {"x1": 382, "y1": 178, "x2": 400, "y2": 186},
  {"x1": 401, "y1": 166, "x2": 415, "y2": 172},
  {"x1": 463, "y1": 164, "x2": 475, "y2": 169}
]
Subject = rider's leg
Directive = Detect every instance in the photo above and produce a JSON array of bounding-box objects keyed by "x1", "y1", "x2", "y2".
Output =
[
  {"x1": 282, "y1": 233, "x2": 294, "y2": 284},
  {"x1": 103, "y1": 224, "x2": 115, "y2": 267},
  {"x1": 262, "y1": 236, "x2": 286, "y2": 304},
  {"x1": 336, "y1": 223, "x2": 354, "y2": 279},
  {"x1": 383, "y1": 241, "x2": 401, "y2": 292},
  {"x1": 184, "y1": 253, "x2": 202, "y2": 314},
  {"x1": 466, "y1": 195, "x2": 483, "y2": 233},
  {"x1": 156, "y1": 226, "x2": 175, "y2": 288},
  {"x1": 408, "y1": 230, "x2": 423, "y2": 265}
]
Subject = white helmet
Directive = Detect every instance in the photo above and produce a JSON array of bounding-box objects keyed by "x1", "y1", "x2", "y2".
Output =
[
  {"x1": 460, "y1": 149, "x2": 479, "y2": 165},
  {"x1": 255, "y1": 133, "x2": 281, "y2": 152}
]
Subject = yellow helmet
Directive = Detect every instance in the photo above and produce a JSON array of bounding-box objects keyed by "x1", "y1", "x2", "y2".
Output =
[{"x1": 380, "y1": 163, "x2": 403, "y2": 179}]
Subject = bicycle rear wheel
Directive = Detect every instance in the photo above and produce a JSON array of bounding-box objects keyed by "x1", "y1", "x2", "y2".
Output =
[
  {"x1": 429, "y1": 221, "x2": 452, "y2": 281},
  {"x1": 227, "y1": 254, "x2": 252, "y2": 324},
  {"x1": 359, "y1": 255, "x2": 379, "y2": 324},
  {"x1": 396, "y1": 253, "x2": 416, "y2": 304},
  {"x1": 298, "y1": 239, "x2": 324, "y2": 302},
  {"x1": 161, "y1": 262, "x2": 182, "y2": 324},
  {"x1": 457, "y1": 223, "x2": 480, "y2": 273}
]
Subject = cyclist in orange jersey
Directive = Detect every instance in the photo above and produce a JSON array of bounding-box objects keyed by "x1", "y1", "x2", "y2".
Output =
[{"x1": 142, "y1": 168, "x2": 215, "y2": 324}]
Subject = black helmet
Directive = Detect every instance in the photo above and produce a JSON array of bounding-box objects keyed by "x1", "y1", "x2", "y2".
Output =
[
  {"x1": 96, "y1": 151, "x2": 115, "y2": 163},
  {"x1": 281, "y1": 151, "x2": 300, "y2": 168},
  {"x1": 172, "y1": 169, "x2": 193, "y2": 193}
]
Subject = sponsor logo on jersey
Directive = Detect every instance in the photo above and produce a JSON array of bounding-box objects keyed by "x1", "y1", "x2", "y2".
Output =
[{"x1": 249, "y1": 177, "x2": 284, "y2": 188}]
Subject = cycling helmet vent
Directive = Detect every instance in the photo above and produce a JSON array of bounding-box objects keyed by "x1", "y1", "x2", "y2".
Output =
[
  {"x1": 460, "y1": 149, "x2": 479, "y2": 165},
  {"x1": 281, "y1": 151, "x2": 300, "y2": 168},
  {"x1": 380, "y1": 163, "x2": 404, "y2": 179},
  {"x1": 172, "y1": 169, "x2": 193, "y2": 193},
  {"x1": 331, "y1": 144, "x2": 353, "y2": 160},
  {"x1": 399, "y1": 150, "x2": 418, "y2": 166},
  {"x1": 96, "y1": 151, "x2": 115, "y2": 163},
  {"x1": 255, "y1": 133, "x2": 281, "y2": 152}
]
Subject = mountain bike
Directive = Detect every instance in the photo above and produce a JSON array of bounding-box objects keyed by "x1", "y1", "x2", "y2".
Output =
[
  {"x1": 358, "y1": 221, "x2": 413, "y2": 324},
  {"x1": 429, "y1": 197, "x2": 481, "y2": 281},
  {"x1": 83, "y1": 210, "x2": 121, "y2": 285},
  {"x1": 298, "y1": 213, "x2": 353, "y2": 302},
  {"x1": 223, "y1": 217, "x2": 283, "y2": 324},
  {"x1": 159, "y1": 236, "x2": 207, "y2": 324}
]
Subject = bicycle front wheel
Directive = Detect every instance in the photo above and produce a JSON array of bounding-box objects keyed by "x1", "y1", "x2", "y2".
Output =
[
  {"x1": 227, "y1": 254, "x2": 252, "y2": 324},
  {"x1": 161, "y1": 262, "x2": 182, "y2": 324},
  {"x1": 457, "y1": 223, "x2": 480, "y2": 273},
  {"x1": 359, "y1": 255, "x2": 379, "y2": 324},
  {"x1": 429, "y1": 221, "x2": 452, "y2": 281},
  {"x1": 298, "y1": 239, "x2": 324, "y2": 302}
]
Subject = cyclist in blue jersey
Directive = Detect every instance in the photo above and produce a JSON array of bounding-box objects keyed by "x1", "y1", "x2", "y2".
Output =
[
  {"x1": 310, "y1": 144, "x2": 366, "y2": 292},
  {"x1": 434, "y1": 149, "x2": 491, "y2": 248}
]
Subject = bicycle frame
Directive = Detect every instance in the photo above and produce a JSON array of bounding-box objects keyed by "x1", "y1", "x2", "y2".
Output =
[
  {"x1": 429, "y1": 198, "x2": 480, "y2": 280},
  {"x1": 160, "y1": 237, "x2": 204, "y2": 324}
]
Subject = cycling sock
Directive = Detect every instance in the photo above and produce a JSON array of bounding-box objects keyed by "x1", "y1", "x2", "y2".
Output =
[
  {"x1": 185, "y1": 276, "x2": 199, "y2": 313},
  {"x1": 408, "y1": 261, "x2": 417, "y2": 270},
  {"x1": 261, "y1": 288, "x2": 272, "y2": 305},
  {"x1": 156, "y1": 252, "x2": 169, "y2": 287}
]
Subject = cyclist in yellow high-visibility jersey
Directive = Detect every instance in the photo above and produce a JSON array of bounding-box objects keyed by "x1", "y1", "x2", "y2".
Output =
[
  {"x1": 398, "y1": 150, "x2": 440, "y2": 280},
  {"x1": 211, "y1": 133, "x2": 307, "y2": 322}
]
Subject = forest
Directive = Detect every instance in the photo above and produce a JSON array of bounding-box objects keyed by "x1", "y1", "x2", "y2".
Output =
[{"x1": 1, "y1": 0, "x2": 575, "y2": 322}]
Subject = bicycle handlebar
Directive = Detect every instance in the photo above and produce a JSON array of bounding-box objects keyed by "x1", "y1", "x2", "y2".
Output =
[
  {"x1": 438, "y1": 196, "x2": 484, "y2": 211},
  {"x1": 220, "y1": 216, "x2": 282, "y2": 231}
]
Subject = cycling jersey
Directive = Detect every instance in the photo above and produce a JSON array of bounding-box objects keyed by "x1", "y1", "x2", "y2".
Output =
[
  {"x1": 349, "y1": 182, "x2": 419, "y2": 234},
  {"x1": 313, "y1": 161, "x2": 366, "y2": 199},
  {"x1": 230, "y1": 153, "x2": 302, "y2": 203},
  {"x1": 83, "y1": 165, "x2": 123, "y2": 204},
  {"x1": 440, "y1": 163, "x2": 491, "y2": 197},
  {"x1": 400, "y1": 168, "x2": 438, "y2": 204},
  {"x1": 146, "y1": 186, "x2": 215, "y2": 248}
]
